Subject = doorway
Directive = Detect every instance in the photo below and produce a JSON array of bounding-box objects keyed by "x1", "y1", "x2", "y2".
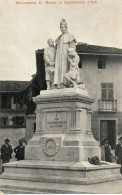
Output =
[{"x1": 100, "y1": 120, "x2": 116, "y2": 149}]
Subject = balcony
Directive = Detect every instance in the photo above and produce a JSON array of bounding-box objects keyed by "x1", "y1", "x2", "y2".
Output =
[{"x1": 98, "y1": 99, "x2": 117, "y2": 112}]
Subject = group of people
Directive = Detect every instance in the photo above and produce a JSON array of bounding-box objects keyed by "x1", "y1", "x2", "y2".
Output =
[
  {"x1": 0, "y1": 138, "x2": 25, "y2": 165},
  {"x1": 103, "y1": 136, "x2": 122, "y2": 174}
]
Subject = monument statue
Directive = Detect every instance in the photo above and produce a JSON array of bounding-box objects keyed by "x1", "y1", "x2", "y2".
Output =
[
  {"x1": 65, "y1": 47, "x2": 87, "y2": 90},
  {"x1": 0, "y1": 20, "x2": 120, "y2": 193},
  {"x1": 53, "y1": 19, "x2": 76, "y2": 89},
  {"x1": 44, "y1": 39, "x2": 56, "y2": 90},
  {"x1": 44, "y1": 20, "x2": 87, "y2": 91},
  {"x1": 65, "y1": 47, "x2": 81, "y2": 87}
]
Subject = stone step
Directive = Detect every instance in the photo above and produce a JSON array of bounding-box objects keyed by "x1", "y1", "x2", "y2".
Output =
[
  {"x1": 1, "y1": 173, "x2": 88, "y2": 185},
  {"x1": 1, "y1": 172, "x2": 120, "y2": 185},
  {"x1": 0, "y1": 160, "x2": 121, "y2": 193},
  {"x1": 0, "y1": 179, "x2": 88, "y2": 194},
  {"x1": 2, "y1": 160, "x2": 121, "y2": 185},
  {"x1": 0, "y1": 187, "x2": 42, "y2": 194},
  {"x1": 3, "y1": 160, "x2": 120, "y2": 178},
  {"x1": 0, "y1": 178, "x2": 122, "y2": 194}
]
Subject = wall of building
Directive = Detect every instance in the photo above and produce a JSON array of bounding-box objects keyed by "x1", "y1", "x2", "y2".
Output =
[
  {"x1": 78, "y1": 55, "x2": 122, "y2": 152},
  {"x1": 0, "y1": 111, "x2": 26, "y2": 127},
  {"x1": 91, "y1": 112, "x2": 122, "y2": 141},
  {"x1": 0, "y1": 128, "x2": 26, "y2": 149},
  {"x1": 80, "y1": 55, "x2": 122, "y2": 112}
]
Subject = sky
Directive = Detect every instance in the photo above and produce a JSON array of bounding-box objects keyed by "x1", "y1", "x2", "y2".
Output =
[{"x1": 0, "y1": 0, "x2": 122, "y2": 81}]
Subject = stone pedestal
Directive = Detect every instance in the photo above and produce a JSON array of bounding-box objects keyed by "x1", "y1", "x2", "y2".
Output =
[
  {"x1": 0, "y1": 88, "x2": 121, "y2": 194},
  {"x1": 25, "y1": 88, "x2": 101, "y2": 161}
]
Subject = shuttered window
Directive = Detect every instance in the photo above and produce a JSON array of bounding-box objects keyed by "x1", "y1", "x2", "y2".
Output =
[
  {"x1": 101, "y1": 83, "x2": 113, "y2": 100},
  {"x1": 1, "y1": 94, "x2": 11, "y2": 109},
  {"x1": 12, "y1": 116, "x2": 25, "y2": 126},
  {"x1": 0, "y1": 117, "x2": 8, "y2": 126},
  {"x1": 98, "y1": 56, "x2": 106, "y2": 69}
]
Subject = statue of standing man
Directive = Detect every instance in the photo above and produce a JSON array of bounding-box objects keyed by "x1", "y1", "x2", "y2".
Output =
[
  {"x1": 53, "y1": 19, "x2": 76, "y2": 89},
  {"x1": 44, "y1": 39, "x2": 56, "y2": 90}
]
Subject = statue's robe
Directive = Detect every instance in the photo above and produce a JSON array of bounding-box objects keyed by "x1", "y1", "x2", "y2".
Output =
[{"x1": 54, "y1": 32, "x2": 76, "y2": 86}]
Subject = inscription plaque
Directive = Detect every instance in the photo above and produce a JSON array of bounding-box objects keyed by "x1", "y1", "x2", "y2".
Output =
[
  {"x1": 46, "y1": 112, "x2": 67, "y2": 130},
  {"x1": 43, "y1": 138, "x2": 59, "y2": 157}
]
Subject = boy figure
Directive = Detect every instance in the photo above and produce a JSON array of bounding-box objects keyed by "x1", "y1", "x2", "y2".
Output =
[
  {"x1": 44, "y1": 39, "x2": 56, "y2": 90},
  {"x1": 1, "y1": 138, "x2": 13, "y2": 164},
  {"x1": 104, "y1": 138, "x2": 112, "y2": 163},
  {"x1": 115, "y1": 136, "x2": 122, "y2": 174},
  {"x1": 14, "y1": 140, "x2": 25, "y2": 161},
  {"x1": 65, "y1": 47, "x2": 82, "y2": 88}
]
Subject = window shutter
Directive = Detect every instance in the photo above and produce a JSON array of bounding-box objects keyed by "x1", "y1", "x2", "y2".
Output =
[
  {"x1": 108, "y1": 83, "x2": 113, "y2": 100},
  {"x1": 98, "y1": 56, "x2": 106, "y2": 69},
  {"x1": 7, "y1": 96, "x2": 11, "y2": 109},
  {"x1": 101, "y1": 83, "x2": 113, "y2": 100},
  {"x1": 101, "y1": 83, "x2": 107, "y2": 100}
]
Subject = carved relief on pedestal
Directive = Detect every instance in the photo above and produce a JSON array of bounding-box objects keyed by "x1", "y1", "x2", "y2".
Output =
[{"x1": 42, "y1": 138, "x2": 59, "y2": 157}]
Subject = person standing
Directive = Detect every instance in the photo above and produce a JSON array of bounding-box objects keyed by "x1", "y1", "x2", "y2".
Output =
[
  {"x1": 104, "y1": 138, "x2": 112, "y2": 163},
  {"x1": 14, "y1": 140, "x2": 25, "y2": 161},
  {"x1": 54, "y1": 19, "x2": 76, "y2": 88},
  {"x1": 1, "y1": 138, "x2": 13, "y2": 163},
  {"x1": 115, "y1": 136, "x2": 122, "y2": 174},
  {"x1": 44, "y1": 39, "x2": 56, "y2": 90}
]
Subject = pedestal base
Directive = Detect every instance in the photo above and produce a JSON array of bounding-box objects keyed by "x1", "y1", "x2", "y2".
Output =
[
  {"x1": 0, "y1": 160, "x2": 121, "y2": 194},
  {"x1": 25, "y1": 133, "x2": 101, "y2": 161},
  {"x1": 25, "y1": 88, "x2": 101, "y2": 162},
  {"x1": 1, "y1": 88, "x2": 120, "y2": 194}
]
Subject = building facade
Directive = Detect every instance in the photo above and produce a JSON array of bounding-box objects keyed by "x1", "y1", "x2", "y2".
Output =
[
  {"x1": 76, "y1": 44, "x2": 122, "y2": 151},
  {"x1": 0, "y1": 81, "x2": 30, "y2": 149},
  {"x1": 34, "y1": 44, "x2": 122, "y2": 152},
  {"x1": 0, "y1": 44, "x2": 122, "y2": 154}
]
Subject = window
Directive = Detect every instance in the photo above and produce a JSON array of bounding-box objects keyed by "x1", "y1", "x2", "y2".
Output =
[
  {"x1": 78, "y1": 55, "x2": 82, "y2": 68},
  {"x1": 0, "y1": 117, "x2": 8, "y2": 127},
  {"x1": 13, "y1": 95, "x2": 17, "y2": 104},
  {"x1": 98, "y1": 56, "x2": 106, "y2": 69},
  {"x1": 12, "y1": 116, "x2": 25, "y2": 126},
  {"x1": 101, "y1": 83, "x2": 113, "y2": 100},
  {"x1": 1, "y1": 94, "x2": 11, "y2": 109}
]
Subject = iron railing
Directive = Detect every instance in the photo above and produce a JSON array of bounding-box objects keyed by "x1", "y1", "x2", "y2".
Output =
[{"x1": 98, "y1": 99, "x2": 117, "y2": 112}]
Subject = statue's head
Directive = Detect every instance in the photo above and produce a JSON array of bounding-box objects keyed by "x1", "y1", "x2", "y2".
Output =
[
  {"x1": 67, "y1": 47, "x2": 76, "y2": 57},
  {"x1": 60, "y1": 19, "x2": 68, "y2": 34},
  {"x1": 47, "y1": 39, "x2": 54, "y2": 47}
]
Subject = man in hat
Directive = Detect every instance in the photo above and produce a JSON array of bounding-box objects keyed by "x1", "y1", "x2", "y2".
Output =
[
  {"x1": 115, "y1": 136, "x2": 122, "y2": 174},
  {"x1": 104, "y1": 138, "x2": 112, "y2": 162},
  {"x1": 14, "y1": 139, "x2": 25, "y2": 161},
  {"x1": 1, "y1": 138, "x2": 13, "y2": 164}
]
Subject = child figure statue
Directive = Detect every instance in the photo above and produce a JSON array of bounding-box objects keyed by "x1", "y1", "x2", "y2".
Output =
[
  {"x1": 65, "y1": 47, "x2": 86, "y2": 90},
  {"x1": 44, "y1": 39, "x2": 56, "y2": 90}
]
